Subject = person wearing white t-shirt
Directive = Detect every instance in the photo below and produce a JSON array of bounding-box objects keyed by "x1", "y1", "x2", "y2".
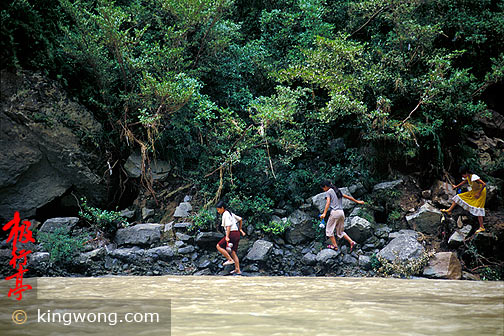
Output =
[{"x1": 216, "y1": 200, "x2": 246, "y2": 275}]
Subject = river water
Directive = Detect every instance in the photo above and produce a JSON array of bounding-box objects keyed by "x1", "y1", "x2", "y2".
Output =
[{"x1": 1, "y1": 276, "x2": 503, "y2": 335}]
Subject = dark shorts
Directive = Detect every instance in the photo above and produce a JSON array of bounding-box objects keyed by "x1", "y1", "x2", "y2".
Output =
[{"x1": 217, "y1": 231, "x2": 240, "y2": 252}]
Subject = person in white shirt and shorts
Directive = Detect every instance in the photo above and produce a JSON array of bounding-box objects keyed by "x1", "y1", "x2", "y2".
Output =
[{"x1": 216, "y1": 200, "x2": 246, "y2": 275}]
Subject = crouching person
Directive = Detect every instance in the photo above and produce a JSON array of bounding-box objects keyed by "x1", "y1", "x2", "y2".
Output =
[{"x1": 216, "y1": 200, "x2": 246, "y2": 275}]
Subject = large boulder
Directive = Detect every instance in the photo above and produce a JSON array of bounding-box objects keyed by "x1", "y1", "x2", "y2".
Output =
[
  {"x1": 115, "y1": 224, "x2": 162, "y2": 246},
  {"x1": 358, "y1": 255, "x2": 372, "y2": 270},
  {"x1": 344, "y1": 216, "x2": 373, "y2": 243},
  {"x1": 348, "y1": 206, "x2": 375, "y2": 223},
  {"x1": 108, "y1": 247, "x2": 144, "y2": 263},
  {"x1": 195, "y1": 232, "x2": 223, "y2": 248},
  {"x1": 145, "y1": 246, "x2": 175, "y2": 261},
  {"x1": 124, "y1": 150, "x2": 170, "y2": 180},
  {"x1": 422, "y1": 252, "x2": 462, "y2": 280},
  {"x1": 372, "y1": 179, "x2": 403, "y2": 192},
  {"x1": 405, "y1": 202, "x2": 442, "y2": 235},
  {"x1": 431, "y1": 180, "x2": 457, "y2": 207},
  {"x1": 448, "y1": 225, "x2": 472, "y2": 247},
  {"x1": 173, "y1": 202, "x2": 192, "y2": 218},
  {"x1": 39, "y1": 217, "x2": 79, "y2": 233},
  {"x1": 348, "y1": 182, "x2": 366, "y2": 198},
  {"x1": 0, "y1": 70, "x2": 106, "y2": 223},
  {"x1": 316, "y1": 248, "x2": 340, "y2": 264},
  {"x1": 285, "y1": 210, "x2": 315, "y2": 244},
  {"x1": 377, "y1": 230, "x2": 424, "y2": 262},
  {"x1": 245, "y1": 240, "x2": 273, "y2": 261},
  {"x1": 301, "y1": 252, "x2": 317, "y2": 266}
]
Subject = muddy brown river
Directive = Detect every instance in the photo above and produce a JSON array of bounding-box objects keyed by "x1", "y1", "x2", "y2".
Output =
[{"x1": 1, "y1": 276, "x2": 503, "y2": 335}]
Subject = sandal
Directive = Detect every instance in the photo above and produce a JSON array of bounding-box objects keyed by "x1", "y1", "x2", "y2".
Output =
[
  {"x1": 223, "y1": 260, "x2": 235, "y2": 266},
  {"x1": 350, "y1": 241, "x2": 356, "y2": 253},
  {"x1": 475, "y1": 227, "x2": 486, "y2": 234},
  {"x1": 327, "y1": 244, "x2": 338, "y2": 251}
]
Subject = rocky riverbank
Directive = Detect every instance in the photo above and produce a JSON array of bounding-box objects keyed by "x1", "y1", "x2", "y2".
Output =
[{"x1": 2, "y1": 177, "x2": 502, "y2": 281}]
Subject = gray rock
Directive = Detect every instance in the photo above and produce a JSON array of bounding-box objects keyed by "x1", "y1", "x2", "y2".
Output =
[
  {"x1": 173, "y1": 222, "x2": 192, "y2": 230},
  {"x1": 299, "y1": 203, "x2": 312, "y2": 210},
  {"x1": 348, "y1": 182, "x2": 366, "y2": 197},
  {"x1": 388, "y1": 229, "x2": 418, "y2": 240},
  {"x1": 124, "y1": 151, "x2": 170, "y2": 180},
  {"x1": 173, "y1": 202, "x2": 192, "y2": 218},
  {"x1": 108, "y1": 247, "x2": 143, "y2": 262},
  {"x1": 81, "y1": 248, "x2": 105, "y2": 261},
  {"x1": 345, "y1": 216, "x2": 372, "y2": 243},
  {"x1": 39, "y1": 217, "x2": 79, "y2": 233},
  {"x1": 245, "y1": 240, "x2": 273, "y2": 261},
  {"x1": 115, "y1": 224, "x2": 162, "y2": 246},
  {"x1": 146, "y1": 246, "x2": 174, "y2": 261},
  {"x1": 375, "y1": 225, "x2": 392, "y2": 239},
  {"x1": 0, "y1": 70, "x2": 106, "y2": 223},
  {"x1": 195, "y1": 232, "x2": 222, "y2": 247},
  {"x1": 175, "y1": 241, "x2": 185, "y2": 248},
  {"x1": 372, "y1": 179, "x2": 403, "y2": 192},
  {"x1": 164, "y1": 222, "x2": 174, "y2": 232},
  {"x1": 377, "y1": 233, "x2": 424, "y2": 263},
  {"x1": 423, "y1": 252, "x2": 462, "y2": 280},
  {"x1": 431, "y1": 180, "x2": 457, "y2": 207},
  {"x1": 348, "y1": 207, "x2": 375, "y2": 223},
  {"x1": 448, "y1": 225, "x2": 472, "y2": 247},
  {"x1": 120, "y1": 209, "x2": 136, "y2": 219},
  {"x1": 142, "y1": 207, "x2": 155, "y2": 220},
  {"x1": 183, "y1": 195, "x2": 192, "y2": 202},
  {"x1": 176, "y1": 232, "x2": 192, "y2": 242},
  {"x1": 198, "y1": 259, "x2": 211, "y2": 269},
  {"x1": 359, "y1": 255, "x2": 372, "y2": 270},
  {"x1": 29, "y1": 252, "x2": 50, "y2": 264},
  {"x1": 405, "y1": 202, "x2": 442, "y2": 235},
  {"x1": 316, "y1": 249, "x2": 340, "y2": 264},
  {"x1": 342, "y1": 254, "x2": 358, "y2": 265},
  {"x1": 302, "y1": 252, "x2": 317, "y2": 266},
  {"x1": 273, "y1": 209, "x2": 287, "y2": 216},
  {"x1": 273, "y1": 248, "x2": 284, "y2": 256},
  {"x1": 285, "y1": 210, "x2": 314, "y2": 244},
  {"x1": 178, "y1": 245, "x2": 195, "y2": 254}
]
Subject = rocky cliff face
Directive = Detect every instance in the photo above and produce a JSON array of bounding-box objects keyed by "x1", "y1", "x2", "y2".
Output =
[{"x1": 0, "y1": 70, "x2": 106, "y2": 222}]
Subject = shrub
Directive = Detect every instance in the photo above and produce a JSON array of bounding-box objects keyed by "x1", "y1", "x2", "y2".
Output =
[
  {"x1": 79, "y1": 197, "x2": 128, "y2": 236},
  {"x1": 38, "y1": 227, "x2": 87, "y2": 264},
  {"x1": 190, "y1": 208, "x2": 217, "y2": 233},
  {"x1": 260, "y1": 219, "x2": 291, "y2": 235}
]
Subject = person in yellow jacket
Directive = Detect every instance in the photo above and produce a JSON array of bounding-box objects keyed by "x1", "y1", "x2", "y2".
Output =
[{"x1": 442, "y1": 167, "x2": 487, "y2": 233}]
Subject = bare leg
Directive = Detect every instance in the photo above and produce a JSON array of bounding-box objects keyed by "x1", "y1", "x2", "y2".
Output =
[
  {"x1": 230, "y1": 251, "x2": 241, "y2": 274},
  {"x1": 477, "y1": 216, "x2": 485, "y2": 231},
  {"x1": 441, "y1": 201, "x2": 456, "y2": 215},
  {"x1": 216, "y1": 244, "x2": 233, "y2": 262},
  {"x1": 342, "y1": 233, "x2": 353, "y2": 244},
  {"x1": 342, "y1": 233, "x2": 356, "y2": 251},
  {"x1": 328, "y1": 236, "x2": 338, "y2": 249}
]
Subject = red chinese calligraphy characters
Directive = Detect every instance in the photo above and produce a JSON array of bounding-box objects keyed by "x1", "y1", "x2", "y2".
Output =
[{"x1": 3, "y1": 211, "x2": 35, "y2": 300}]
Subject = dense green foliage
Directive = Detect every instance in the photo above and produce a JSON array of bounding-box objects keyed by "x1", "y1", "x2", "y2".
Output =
[
  {"x1": 79, "y1": 197, "x2": 128, "y2": 236},
  {"x1": 189, "y1": 208, "x2": 217, "y2": 233},
  {"x1": 38, "y1": 227, "x2": 87, "y2": 264},
  {"x1": 2, "y1": 0, "x2": 503, "y2": 218}
]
